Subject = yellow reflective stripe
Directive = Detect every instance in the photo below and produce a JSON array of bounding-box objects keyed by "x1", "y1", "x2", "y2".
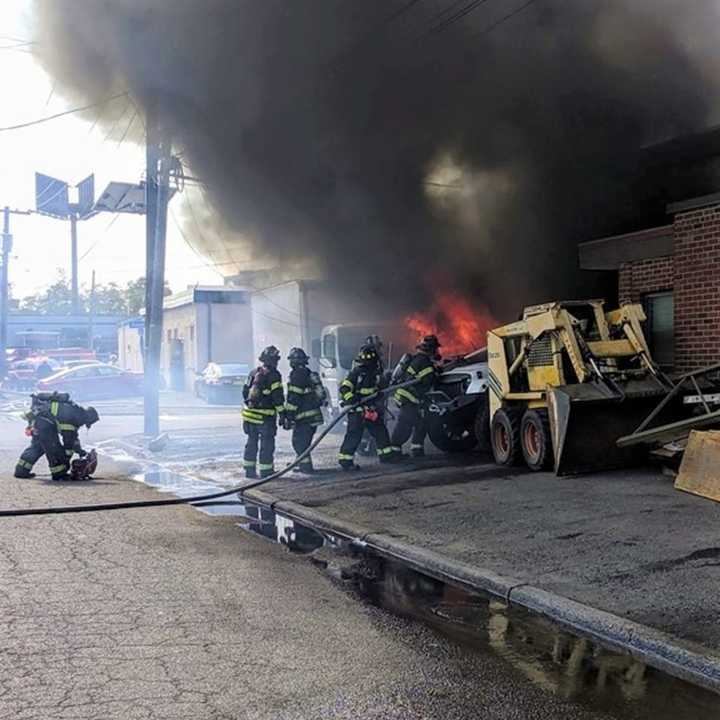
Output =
[
  {"x1": 341, "y1": 392, "x2": 354, "y2": 401},
  {"x1": 258, "y1": 463, "x2": 274, "y2": 471},
  {"x1": 274, "y1": 405, "x2": 285, "y2": 412},
  {"x1": 407, "y1": 366, "x2": 417, "y2": 376},
  {"x1": 359, "y1": 387, "x2": 377, "y2": 395},
  {"x1": 17, "y1": 460, "x2": 33, "y2": 469},
  {"x1": 262, "y1": 389, "x2": 272, "y2": 395},
  {"x1": 50, "y1": 401, "x2": 59, "y2": 416},
  {"x1": 65, "y1": 449, "x2": 74, "y2": 456},
  {"x1": 377, "y1": 446, "x2": 394, "y2": 455},
  {"x1": 415, "y1": 365, "x2": 434, "y2": 380},
  {"x1": 50, "y1": 464, "x2": 67, "y2": 473},
  {"x1": 340, "y1": 380, "x2": 354, "y2": 390},
  {"x1": 243, "y1": 460, "x2": 256, "y2": 467},
  {"x1": 242, "y1": 416, "x2": 264, "y2": 424},
  {"x1": 396, "y1": 388, "x2": 419, "y2": 403},
  {"x1": 287, "y1": 384, "x2": 310, "y2": 394},
  {"x1": 270, "y1": 381, "x2": 283, "y2": 391},
  {"x1": 338, "y1": 453, "x2": 354, "y2": 461},
  {"x1": 285, "y1": 403, "x2": 299, "y2": 411},
  {"x1": 243, "y1": 407, "x2": 276, "y2": 416},
  {"x1": 296, "y1": 409, "x2": 322, "y2": 420},
  {"x1": 57, "y1": 423, "x2": 76, "y2": 431}
]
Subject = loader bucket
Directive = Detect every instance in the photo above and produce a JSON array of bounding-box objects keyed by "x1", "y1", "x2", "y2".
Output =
[{"x1": 547, "y1": 383, "x2": 666, "y2": 476}]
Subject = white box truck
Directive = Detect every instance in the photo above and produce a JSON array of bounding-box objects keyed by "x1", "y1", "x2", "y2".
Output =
[{"x1": 250, "y1": 280, "x2": 413, "y2": 412}]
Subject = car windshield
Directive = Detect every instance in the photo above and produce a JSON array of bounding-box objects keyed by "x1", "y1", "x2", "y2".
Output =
[{"x1": 215, "y1": 364, "x2": 249, "y2": 375}]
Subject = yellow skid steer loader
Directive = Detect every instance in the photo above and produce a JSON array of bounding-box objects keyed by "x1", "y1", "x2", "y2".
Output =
[{"x1": 486, "y1": 300, "x2": 674, "y2": 475}]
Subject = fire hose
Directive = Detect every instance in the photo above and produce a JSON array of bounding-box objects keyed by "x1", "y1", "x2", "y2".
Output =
[{"x1": 0, "y1": 377, "x2": 423, "y2": 518}]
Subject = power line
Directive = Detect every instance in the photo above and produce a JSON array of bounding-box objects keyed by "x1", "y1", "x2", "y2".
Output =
[
  {"x1": 468, "y1": 0, "x2": 537, "y2": 37},
  {"x1": 426, "y1": 0, "x2": 494, "y2": 35},
  {"x1": 0, "y1": 92, "x2": 127, "y2": 132},
  {"x1": 79, "y1": 214, "x2": 121, "y2": 262}
]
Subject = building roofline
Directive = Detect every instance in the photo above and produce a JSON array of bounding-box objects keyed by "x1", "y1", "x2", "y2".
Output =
[
  {"x1": 667, "y1": 191, "x2": 720, "y2": 215},
  {"x1": 578, "y1": 225, "x2": 673, "y2": 271}
]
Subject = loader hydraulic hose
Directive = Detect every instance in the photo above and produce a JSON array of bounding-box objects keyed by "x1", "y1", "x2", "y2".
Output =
[{"x1": 0, "y1": 377, "x2": 422, "y2": 518}]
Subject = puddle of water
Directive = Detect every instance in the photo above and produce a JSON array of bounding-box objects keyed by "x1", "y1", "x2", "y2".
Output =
[
  {"x1": 133, "y1": 469, "x2": 325, "y2": 553},
  {"x1": 129, "y1": 464, "x2": 720, "y2": 717},
  {"x1": 356, "y1": 558, "x2": 720, "y2": 719}
]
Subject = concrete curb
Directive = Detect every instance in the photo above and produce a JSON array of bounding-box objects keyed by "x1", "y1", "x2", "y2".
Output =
[{"x1": 243, "y1": 488, "x2": 720, "y2": 694}]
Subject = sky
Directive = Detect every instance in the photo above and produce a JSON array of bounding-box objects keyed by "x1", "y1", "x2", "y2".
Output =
[{"x1": 0, "y1": 0, "x2": 222, "y2": 302}]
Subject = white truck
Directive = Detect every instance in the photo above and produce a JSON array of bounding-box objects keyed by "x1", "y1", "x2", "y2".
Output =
[{"x1": 250, "y1": 280, "x2": 412, "y2": 413}]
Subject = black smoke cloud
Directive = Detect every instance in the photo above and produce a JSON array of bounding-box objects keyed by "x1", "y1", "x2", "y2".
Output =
[{"x1": 32, "y1": 0, "x2": 719, "y2": 317}]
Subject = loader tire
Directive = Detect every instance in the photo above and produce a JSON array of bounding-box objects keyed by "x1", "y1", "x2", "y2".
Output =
[
  {"x1": 473, "y1": 395, "x2": 491, "y2": 454},
  {"x1": 520, "y1": 409, "x2": 552, "y2": 471},
  {"x1": 491, "y1": 407, "x2": 522, "y2": 466}
]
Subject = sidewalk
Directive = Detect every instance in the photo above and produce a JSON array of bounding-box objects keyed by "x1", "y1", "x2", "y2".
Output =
[{"x1": 242, "y1": 455, "x2": 720, "y2": 686}]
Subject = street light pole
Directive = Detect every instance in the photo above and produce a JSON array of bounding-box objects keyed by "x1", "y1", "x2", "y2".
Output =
[
  {"x1": 0, "y1": 206, "x2": 31, "y2": 378},
  {"x1": 70, "y1": 210, "x2": 80, "y2": 314}
]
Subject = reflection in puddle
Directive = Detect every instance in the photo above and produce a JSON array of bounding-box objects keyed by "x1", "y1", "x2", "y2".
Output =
[
  {"x1": 131, "y1": 467, "x2": 719, "y2": 718},
  {"x1": 359, "y1": 559, "x2": 720, "y2": 719},
  {"x1": 134, "y1": 470, "x2": 324, "y2": 552}
]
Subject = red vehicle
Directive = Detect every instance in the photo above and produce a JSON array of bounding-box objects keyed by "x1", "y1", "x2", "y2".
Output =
[
  {"x1": 36, "y1": 363, "x2": 144, "y2": 400},
  {"x1": 3, "y1": 357, "x2": 62, "y2": 391}
]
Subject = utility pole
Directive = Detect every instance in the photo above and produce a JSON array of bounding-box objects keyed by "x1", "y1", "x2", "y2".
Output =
[
  {"x1": 88, "y1": 269, "x2": 96, "y2": 353},
  {"x1": 70, "y1": 211, "x2": 80, "y2": 314},
  {"x1": 0, "y1": 206, "x2": 31, "y2": 378},
  {"x1": 143, "y1": 108, "x2": 171, "y2": 437}
]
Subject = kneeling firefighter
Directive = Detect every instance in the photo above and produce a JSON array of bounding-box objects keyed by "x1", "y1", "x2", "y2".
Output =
[
  {"x1": 242, "y1": 346, "x2": 285, "y2": 479},
  {"x1": 338, "y1": 344, "x2": 396, "y2": 470},
  {"x1": 390, "y1": 334, "x2": 441, "y2": 457},
  {"x1": 15, "y1": 393, "x2": 100, "y2": 480},
  {"x1": 283, "y1": 347, "x2": 328, "y2": 473}
]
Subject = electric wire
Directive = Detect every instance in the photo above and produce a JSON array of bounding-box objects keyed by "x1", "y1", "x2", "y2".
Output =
[
  {"x1": 0, "y1": 378, "x2": 422, "y2": 518},
  {"x1": 0, "y1": 92, "x2": 128, "y2": 132}
]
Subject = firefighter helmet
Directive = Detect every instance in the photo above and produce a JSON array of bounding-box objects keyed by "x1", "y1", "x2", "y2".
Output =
[
  {"x1": 287, "y1": 347, "x2": 309, "y2": 366},
  {"x1": 84, "y1": 406, "x2": 100, "y2": 428},
  {"x1": 417, "y1": 334, "x2": 441, "y2": 353},
  {"x1": 259, "y1": 345, "x2": 281, "y2": 367},
  {"x1": 355, "y1": 344, "x2": 380, "y2": 367}
]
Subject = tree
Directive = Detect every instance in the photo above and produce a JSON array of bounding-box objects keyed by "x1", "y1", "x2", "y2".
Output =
[{"x1": 18, "y1": 273, "x2": 173, "y2": 317}]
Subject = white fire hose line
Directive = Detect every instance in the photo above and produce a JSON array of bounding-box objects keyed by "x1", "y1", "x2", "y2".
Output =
[{"x1": 0, "y1": 377, "x2": 422, "y2": 518}]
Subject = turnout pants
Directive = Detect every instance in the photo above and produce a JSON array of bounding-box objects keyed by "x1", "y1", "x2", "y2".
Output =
[
  {"x1": 292, "y1": 423, "x2": 317, "y2": 471},
  {"x1": 243, "y1": 418, "x2": 277, "y2": 477},
  {"x1": 16, "y1": 420, "x2": 68, "y2": 479},
  {"x1": 339, "y1": 411, "x2": 393, "y2": 466},
  {"x1": 15, "y1": 434, "x2": 45, "y2": 477},
  {"x1": 391, "y1": 403, "x2": 427, "y2": 455}
]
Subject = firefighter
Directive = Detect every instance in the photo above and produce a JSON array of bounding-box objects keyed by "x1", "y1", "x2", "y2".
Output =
[
  {"x1": 283, "y1": 347, "x2": 327, "y2": 473},
  {"x1": 390, "y1": 334, "x2": 441, "y2": 457},
  {"x1": 337, "y1": 344, "x2": 396, "y2": 470},
  {"x1": 242, "y1": 346, "x2": 285, "y2": 479},
  {"x1": 14, "y1": 393, "x2": 100, "y2": 480}
]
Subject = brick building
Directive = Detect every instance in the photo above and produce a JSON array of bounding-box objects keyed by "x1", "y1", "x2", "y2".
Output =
[{"x1": 579, "y1": 192, "x2": 720, "y2": 373}]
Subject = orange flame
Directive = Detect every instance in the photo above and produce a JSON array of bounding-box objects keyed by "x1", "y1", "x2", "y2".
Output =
[{"x1": 405, "y1": 292, "x2": 497, "y2": 357}]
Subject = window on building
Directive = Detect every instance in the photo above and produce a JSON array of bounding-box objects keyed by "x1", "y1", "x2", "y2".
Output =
[{"x1": 643, "y1": 291, "x2": 674, "y2": 369}]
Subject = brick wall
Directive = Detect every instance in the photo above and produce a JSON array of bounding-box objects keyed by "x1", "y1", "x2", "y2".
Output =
[
  {"x1": 618, "y1": 256, "x2": 673, "y2": 305},
  {"x1": 673, "y1": 205, "x2": 720, "y2": 372}
]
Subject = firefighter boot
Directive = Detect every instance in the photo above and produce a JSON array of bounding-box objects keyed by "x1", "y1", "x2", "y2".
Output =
[{"x1": 14, "y1": 468, "x2": 35, "y2": 479}]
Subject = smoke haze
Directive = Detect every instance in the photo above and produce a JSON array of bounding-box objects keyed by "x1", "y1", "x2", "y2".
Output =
[{"x1": 32, "y1": 0, "x2": 720, "y2": 317}]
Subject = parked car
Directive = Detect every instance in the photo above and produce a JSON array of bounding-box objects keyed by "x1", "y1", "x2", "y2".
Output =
[
  {"x1": 195, "y1": 362, "x2": 249, "y2": 404},
  {"x1": 3, "y1": 357, "x2": 62, "y2": 391},
  {"x1": 36, "y1": 363, "x2": 144, "y2": 400}
]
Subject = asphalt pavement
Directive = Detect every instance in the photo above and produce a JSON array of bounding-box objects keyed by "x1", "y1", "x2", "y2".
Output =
[{"x1": 0, "y1": 396, "x2": 619, "y2": 720}]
